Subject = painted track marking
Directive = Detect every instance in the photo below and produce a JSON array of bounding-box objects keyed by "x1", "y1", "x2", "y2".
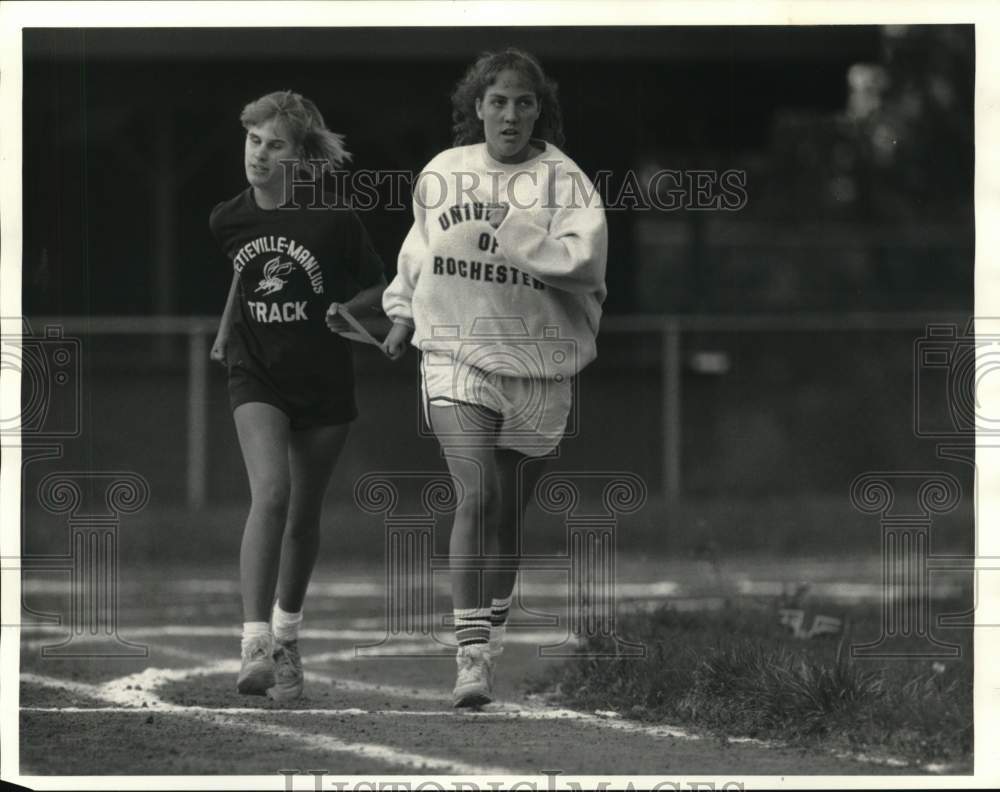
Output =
[
  {"x1": 20, "y1": 576, "x2": 966, "y2": 601},
  {"x1": 19, "y1": 611, "x2": 960, "y2": 774},
  {"x1": 19, "y1": 625, "x2": 574, "y2": 652},
  {"x1": 20, "y1": 670, "x2": 511, "y2": 774}
]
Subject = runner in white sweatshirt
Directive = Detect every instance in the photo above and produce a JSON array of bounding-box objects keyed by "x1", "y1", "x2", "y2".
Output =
[{"x1": 382, "y1": 48, "x2": 608, "y2": 707}]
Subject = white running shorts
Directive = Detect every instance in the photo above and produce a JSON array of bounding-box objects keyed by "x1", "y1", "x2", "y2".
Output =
[{"x1": 420, "y1": 350, "x2": 572, "y2": 457}]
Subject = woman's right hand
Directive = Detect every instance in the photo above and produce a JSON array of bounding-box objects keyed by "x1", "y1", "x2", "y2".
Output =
[
  {"x1": 210, "y1": 337, "x2": 228, "y2": 366},
  {"x1": 486, "y1": 202, "x2": 509, "y2": 229},
  {"x1": 381, "y1": 321, "x2": 412, "y2": 361}
]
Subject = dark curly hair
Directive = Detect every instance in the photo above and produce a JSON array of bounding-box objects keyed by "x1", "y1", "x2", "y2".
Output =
[{"x1": 451, "y1": 48, "x2": 565, "y2": 149}]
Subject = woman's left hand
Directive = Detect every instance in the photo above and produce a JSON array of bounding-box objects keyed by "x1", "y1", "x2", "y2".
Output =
[{"x1": 325, "y1": 302, "x2": 352, "y2": 333}]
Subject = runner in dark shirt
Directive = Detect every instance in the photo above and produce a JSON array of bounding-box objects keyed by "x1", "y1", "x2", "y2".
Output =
[{"x1": 209, "y1": 89, "x2": 385, "y2": 701}]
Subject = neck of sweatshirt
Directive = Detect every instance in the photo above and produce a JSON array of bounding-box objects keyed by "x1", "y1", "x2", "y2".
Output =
[{"x1": 479, "y1": 139, "x2": 549, "y2": 171}]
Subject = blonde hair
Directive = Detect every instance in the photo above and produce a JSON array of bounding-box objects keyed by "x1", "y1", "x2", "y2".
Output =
[{"x1": 240, "y1": 90, "x2": 352, "y2": 173}]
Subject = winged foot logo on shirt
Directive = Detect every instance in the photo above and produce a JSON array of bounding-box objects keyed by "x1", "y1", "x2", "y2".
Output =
[
  {"x1": 234, "y1": 235, "x2": 326, "y2": 324},
  {"x1": 233, "y1": 235, "x2": 325, "y2": 295},
  {"x1": 255, "y1": 257, "x2": 293, "y2": 296},
  {"x1": 248, "y1": 255, "x2": 310, "y2": 323}
]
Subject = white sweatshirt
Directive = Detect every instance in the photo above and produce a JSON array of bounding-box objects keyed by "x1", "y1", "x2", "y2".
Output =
[{"x1": 383, "y1": 141, "x2": 608, "y2": 379}]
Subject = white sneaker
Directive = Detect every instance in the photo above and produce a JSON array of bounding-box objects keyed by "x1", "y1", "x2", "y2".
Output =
[
  {"x1": 237, "y1": 633, "x2": 275, "y2": 695},
  {"x1": 268, "y1": 639, "x2": 303, "y2": 702},
  {"x1": 452, "y1": 644, "x2": 493, "y2": 708},
  {"x1": 488, "y1": 628, "x2": 504, "y2": 693}
]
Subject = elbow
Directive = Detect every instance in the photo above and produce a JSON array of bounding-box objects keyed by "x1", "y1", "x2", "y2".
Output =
[
  {"x1": 540, "y1": 269, "x2": 604, "y2": 296},
  {"x1": 561, "y1": 254, "x2": 607, "y2": 294}
]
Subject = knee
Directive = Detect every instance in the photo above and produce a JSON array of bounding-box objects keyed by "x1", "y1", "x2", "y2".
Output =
[
  {"x1": 456, "y1": 481, "x2": 502, "y2": 526},
  {"x1": 250, "y1": 479, "x2": 290, "y2": 518},
  {"x1": 284, "y1": 510, "x2": 321, "y2": 542},
  {"x1": 496, "y1": 520, "x2": 519, "y2": 554}
]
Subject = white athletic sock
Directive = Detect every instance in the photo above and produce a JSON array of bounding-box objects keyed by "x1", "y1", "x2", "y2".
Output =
[
  {"x1": 490, "y1": 595, "x2": 512, "y2": 655},
  {"x1": 241, "y1": 621, "x2": 272, "y2": 651},
  {"x1": 272, "y1": 603, "x2": 303, "y2": 643}
]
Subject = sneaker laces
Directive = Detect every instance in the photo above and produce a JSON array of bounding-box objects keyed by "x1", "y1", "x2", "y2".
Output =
[
  {"x1": 456, "y1": 645, "x2": 490, "y2": 686},
  {"x1": 241, "y1": 633, "x2": 272, "y2": 661},
  {"x1": 273, "y1": 641, "x2": 302, "y2": 682}
]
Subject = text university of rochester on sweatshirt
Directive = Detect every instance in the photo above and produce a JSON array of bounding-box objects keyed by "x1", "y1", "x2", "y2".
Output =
[{"x1": 382, "y1": 141, "x2": 608, "y2": 380}]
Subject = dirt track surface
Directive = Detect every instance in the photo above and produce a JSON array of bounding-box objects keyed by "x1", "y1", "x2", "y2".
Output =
[{"x1": 17, "y1": 558, "x2": 947, "y2": 778}]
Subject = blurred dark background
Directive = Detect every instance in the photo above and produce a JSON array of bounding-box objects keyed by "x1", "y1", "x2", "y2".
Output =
[
  {"x1": 18, "y1": 25, "x2": 975, "y2": 556},
  {"x1": 23, "y1": 25, "x2": 973, "y2": 317}
]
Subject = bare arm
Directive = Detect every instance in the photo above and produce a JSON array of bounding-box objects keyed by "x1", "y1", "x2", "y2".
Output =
[
  {"x1": 345, "y1": 274, "x2": 388, "y2": 317},
  {"x1": 325, "y1": 275, "x2": 388, "y2": 332},
  {"x1": 211, "y1": 271, "x2": 239, "y2": 366}
]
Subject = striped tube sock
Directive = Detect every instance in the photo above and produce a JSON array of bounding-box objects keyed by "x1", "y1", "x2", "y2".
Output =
[
  {"x1": 490, "y1": 596, "x2": 512, "y2": 655},
  {"x1": 272, "y1": 603, "x2": 303, "y2": 644},
  {"x1": 454, "y1": 607, "x2": 492, "y2": 647}
]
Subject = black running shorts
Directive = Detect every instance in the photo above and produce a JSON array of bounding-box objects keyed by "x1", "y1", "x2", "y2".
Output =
[{"x1": 228, "y1": 365, "x2": 357, "y2": 429}]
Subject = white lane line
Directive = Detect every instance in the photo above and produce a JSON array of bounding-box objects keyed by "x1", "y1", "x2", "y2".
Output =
[
  {"x1": 164, "y1": 581, "x2": 680, "y2": 598},
  {"x1": 513, "y1": 701, "x2": 701, "y2": 741},
  {"x1": 304, "y1": 645, "x2": 445, "y2": 663},
  {"x1": 305, "y1": 673, "x2": 451, "y2": 703},
  {"x1": 295, "y1": 674, "x2": 956, "y2": 771},
  {"x1": 21, "y1": 651, "x2": 954, "y2": 774},
  {"x1": 12, "y1": 579, "x2": 664, "y2": 598},
  {"x1": 71, "y1": 657, "x2": 452, "y2": 705},
  {"x1": 22, "y1": 707, "x2": 374, "y2": 715},
  {"x1": 207, "y1": 714, "x2": 513, "y2": 775},
  {"x1": 20, "y1": 669, "x2": 699, "y2": 741},
  {"x1": 153, "y1": 644, "x2": 215, "y2": 662},
  {"x1": 13, "y1": 705, "x2": 695, "y2": 725},
  {"x1": 22, "y1": 656, "x2": 704, "y2": 741},
  {"x1": 735, "y1": 580, "x2": 962, "y2": 600},
  {"x1": 18, "y1": 681, "x2": 953, "y2": 773},
  {"x1": 20, "y1": 657, "x2": 699, "y2": 743},
  {"x1": 20, "y1": 669, "x2": 511, "y2": 775},
  {"x1": 829, "y1": 750, "x2": 908, "y2": 769},
  {"x1": 20, "y1": 576, "x2": 965, "y2": 601},
  {"x1": 20, "y1": 625, "x2": 576, "y2": 652},
  {"x1": 20, "y1": 673, "x2": 107, "y2": 699}
]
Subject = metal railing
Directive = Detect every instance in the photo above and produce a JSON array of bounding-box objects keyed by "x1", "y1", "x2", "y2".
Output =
[{"x1": 24, "y1": 312, "x2": 968, "y2": 508}]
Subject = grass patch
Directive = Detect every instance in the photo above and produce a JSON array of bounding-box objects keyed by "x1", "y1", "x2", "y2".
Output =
[{"x1": 527, "y1": 600, "x2": 973, "y2": 768}]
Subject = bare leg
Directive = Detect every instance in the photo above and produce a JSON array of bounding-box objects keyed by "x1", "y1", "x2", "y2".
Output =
[
  {"x1": 233, "y1": 402, "x2": 291, "y2": 622},
  {"x1": 428, "y1": 403, "x2": 502, "y2": 613},
  {"x1": 275, "y1": 423, "x2": 351, "y2": 612},
  {"x1": 485, "y1": 448, "x2": 550, "y2": 603}
]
